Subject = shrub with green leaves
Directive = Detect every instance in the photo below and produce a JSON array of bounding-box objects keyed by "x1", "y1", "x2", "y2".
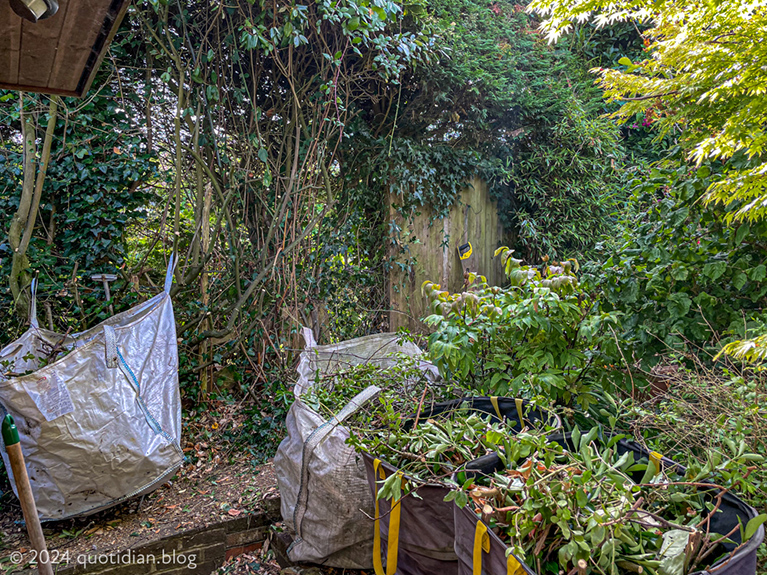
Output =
[
  {"x1": 583, "y1": 157, "x2": 767, "y2": 367},
  {"x1": 422, "y1": 248, "x2": 624, "y2": 410}
]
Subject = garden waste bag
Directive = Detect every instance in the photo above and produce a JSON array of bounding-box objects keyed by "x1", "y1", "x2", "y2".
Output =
[
  {"x1": 274, "y1": 328, "x2": 438, "y2": 568},
  {"x1": 0, "y1": 257, "x2": 183, "y2": 520},
  {"x1": 452, "y1": 434, "x2": 765, "y2": 575},
  {"x1": 363, "y1": 398, "x2": 561, "y2": 575}
]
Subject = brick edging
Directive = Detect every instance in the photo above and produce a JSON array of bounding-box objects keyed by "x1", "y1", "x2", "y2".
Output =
[{"x1": 17, "y1": 496, "x2": 281, "y2": 575}]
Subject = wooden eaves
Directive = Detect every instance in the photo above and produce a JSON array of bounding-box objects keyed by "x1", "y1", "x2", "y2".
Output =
[{"x1": 0, "y1": 0, "x2": 132, "y2": 98}]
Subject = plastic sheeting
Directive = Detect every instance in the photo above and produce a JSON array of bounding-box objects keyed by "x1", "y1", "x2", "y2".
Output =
[
  {"x1": 274, "y1": 328, "x2": 437, "y2": 568},
  {"x1": 0, "y1": 258, "x2": 183, "y2": 521}
]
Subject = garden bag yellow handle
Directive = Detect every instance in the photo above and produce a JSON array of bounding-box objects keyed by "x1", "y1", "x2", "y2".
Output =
[
  {"x1": 489, "y1": 397, "x2": 525, "y2": 427},
  {"x1": 373, "y1": 458, "x2": 403, "y2": 575},
  {"x1": 473, "y1": 520, "x2": 524, "y2": 575}
]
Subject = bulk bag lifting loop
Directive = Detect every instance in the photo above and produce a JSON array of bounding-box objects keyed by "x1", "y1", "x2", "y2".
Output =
[
  {"x1": 472, "y1": 522, "x2": 526, "y2": 575},
  {"x1": 28, "y1": 276, "x2": 39, "y2": 329}
]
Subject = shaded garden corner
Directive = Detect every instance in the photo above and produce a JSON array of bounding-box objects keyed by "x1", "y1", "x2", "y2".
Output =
[{"x1": 0, "y1": 401, "x2": 282, "y2": 574}]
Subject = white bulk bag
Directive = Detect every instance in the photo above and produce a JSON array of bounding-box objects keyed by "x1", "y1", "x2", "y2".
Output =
[
  {"x1": 0, "y1": 257, "x2": 183, "y2": 520},
  {"x1": 274, "y1": 327, "x2": 437, "y2": 568}
]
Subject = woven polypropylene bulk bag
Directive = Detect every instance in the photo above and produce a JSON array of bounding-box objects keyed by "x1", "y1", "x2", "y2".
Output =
[
  {"x1": 0, "y1": 257, "x2": 183, "y2": 520},
  {"x1": 274, "y1": 327, "x2": 438, "y2": 568}
]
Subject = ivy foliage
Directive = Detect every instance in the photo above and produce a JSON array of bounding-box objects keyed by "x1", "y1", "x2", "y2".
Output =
[
  {"x1": 584, "y1": 153, "x2": 767, "y2": 366},
  {"x1": 491, "y1": 98, "x2": 626, "y2": 260},
  {"x1": 427, "y1": 0, "x2": 630, "y2": 259},
  {"x1": 344, "y1": 130, "x2": 487, "y2": 219},
  {"x1": 0, "y1": 90, "x2": 158, "y2": 341},
  {"x1": 344, "y1": 0, "x2": 635, "y2": 263}
]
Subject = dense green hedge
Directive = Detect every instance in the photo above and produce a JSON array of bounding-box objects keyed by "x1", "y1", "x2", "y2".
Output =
[{"x1": 584, "y1": 154, "x2": 767, "y2": 367}]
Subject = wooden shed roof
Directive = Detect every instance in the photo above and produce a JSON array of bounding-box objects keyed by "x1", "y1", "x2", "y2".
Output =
[{"x1": 0, "y1": 0, "x2": 131, "y2": 98}]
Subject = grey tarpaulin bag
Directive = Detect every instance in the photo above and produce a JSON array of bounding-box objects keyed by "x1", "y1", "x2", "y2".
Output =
[
  {"x1": 274, "y1": 328, "x2": 438, "y2": 568},
  {"x1": 0, "y1": 256, "x2": 183, "y2": 520}
]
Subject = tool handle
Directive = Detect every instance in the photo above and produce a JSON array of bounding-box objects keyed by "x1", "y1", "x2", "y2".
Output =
[{"x1": 6, "y1": 443, "x2": 53, "y2": 575}]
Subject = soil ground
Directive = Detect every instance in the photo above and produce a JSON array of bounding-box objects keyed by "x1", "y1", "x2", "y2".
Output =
[
  {"x1": 0, "y1": 401, "x2": 279, "y2": 573},
  {"x1": 0, "y1": 400, "x2": 369, "y2": 575},
  {"x1": 215, "y1": 545, "x2": 372, "y2": 575}
]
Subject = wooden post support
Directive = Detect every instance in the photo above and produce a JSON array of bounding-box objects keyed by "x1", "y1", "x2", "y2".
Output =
[{"x1": 2, "y1": 415, "x2": 53, "y2": 575}]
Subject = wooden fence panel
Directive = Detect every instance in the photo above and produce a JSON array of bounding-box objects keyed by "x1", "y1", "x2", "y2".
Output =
[{"x1": 388, "y1": 178, "x2": 506, "y2": 332}]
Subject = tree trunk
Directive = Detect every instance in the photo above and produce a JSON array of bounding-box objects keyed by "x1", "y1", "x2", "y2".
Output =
[{"x1": 8, "y1": 96, "x2": 58, "y2": 321}]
